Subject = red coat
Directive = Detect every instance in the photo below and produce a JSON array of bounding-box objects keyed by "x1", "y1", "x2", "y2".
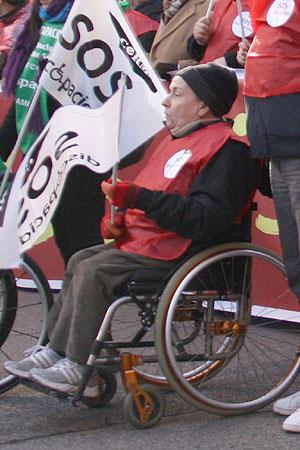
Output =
[
  {"x1": 119, "y1": 122, "x2": 242, "y2": 260},
  {"x1": 244, "y1": 1, "x2": 300, "y2": 97},
  {"x1": 201, "y1": 0, "x2": 252, "y2": 63},
  {"x1": 125, "y1": 10, "x2": 159, "y2": 36}
]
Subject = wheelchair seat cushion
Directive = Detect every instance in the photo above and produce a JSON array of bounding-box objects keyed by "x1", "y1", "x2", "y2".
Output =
[{"x1": 127, "y1": 268, "x2": 172, "y2": 295}]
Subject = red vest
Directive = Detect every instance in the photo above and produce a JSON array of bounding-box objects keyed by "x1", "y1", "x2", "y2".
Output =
[
  {"x1": 244, "y1": 1, "x2": 300, "y2": 97},
  {"x1": 119, "y1": 122, "x2": 241, "y2": 260},
  {"x1": 201, "y1": 0, "x2": 251, "y2": 63}
]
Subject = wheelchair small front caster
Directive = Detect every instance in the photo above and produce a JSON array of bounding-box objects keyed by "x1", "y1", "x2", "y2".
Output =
[
  {"x1": 82, "y1": 368, "x2": 117, "y2": 407},
  {"x1": 124, "y1": 383, "x2": 165, "y2": 429}
]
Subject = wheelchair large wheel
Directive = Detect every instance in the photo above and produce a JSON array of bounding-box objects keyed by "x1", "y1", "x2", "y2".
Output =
[
  {"x1": 0, "y1": 270, "x2": 17, "y2": 347},
  {"x1": 155, "y1": 242, "x2": 300, "y2": 415},
  {"x1": 0, "y1": 254, "x2": 53, "y2": 394}
]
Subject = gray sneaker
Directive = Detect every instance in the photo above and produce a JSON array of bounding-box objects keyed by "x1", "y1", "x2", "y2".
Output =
[
  {"x1": 30, "y1": 358, "x2": 98, "y2": 397},
  {"x1": 4, "y1": 345, "x2": 62, "y2": 379}
]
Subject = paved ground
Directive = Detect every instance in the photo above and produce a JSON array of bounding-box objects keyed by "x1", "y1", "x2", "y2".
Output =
[
  {"x1": 2, "y1": 284, "x2": 300, "y2": 449},
  {"x1": 1, "y1": 376, "x2": 300, "y2": 450}
]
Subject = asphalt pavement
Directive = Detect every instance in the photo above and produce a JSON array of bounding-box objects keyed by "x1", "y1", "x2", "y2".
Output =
[
  {"x1": 1, "y1": 375, "x2": 300, "y2": 449},
  {"x1": 2, "y1": 286, "x2": 300, "y2": 450}
]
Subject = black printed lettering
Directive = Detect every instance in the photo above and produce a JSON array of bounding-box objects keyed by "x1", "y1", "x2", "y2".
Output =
[{"x1": 59, "y1": 14, "x2": 94, "y2": 50}]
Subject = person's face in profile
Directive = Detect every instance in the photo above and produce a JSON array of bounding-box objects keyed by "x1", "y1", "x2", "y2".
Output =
[{"x1": 162, "y1": 75, "x2": 204, "y2": 135}]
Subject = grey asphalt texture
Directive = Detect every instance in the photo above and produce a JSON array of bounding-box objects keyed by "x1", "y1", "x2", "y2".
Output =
[
  {"x1": 1, "y1": 376, "x2": 300, "y2": 450},
  {"x1": 2, "y1": 286, "x2": 300, "y2": 450}
]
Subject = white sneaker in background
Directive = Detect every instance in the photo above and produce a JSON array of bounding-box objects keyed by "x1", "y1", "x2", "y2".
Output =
[
  {"x1": 273, "y1": 391, "x2": 300, "y2": 416},
  {"x1": 283, "y1": 407, "x2": 300, "y2": 432}
]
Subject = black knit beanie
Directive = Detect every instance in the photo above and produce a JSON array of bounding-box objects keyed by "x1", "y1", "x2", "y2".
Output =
[{"x1": 176, "y1": 64, "x2": 238, "y2": 117}]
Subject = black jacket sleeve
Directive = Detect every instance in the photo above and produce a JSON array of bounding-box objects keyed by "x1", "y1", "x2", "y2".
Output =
[
  {"x1": 134, "y1": 139, "x2": 260, "y2": 243},
  {"x1": 224, "y1": 50, "x2": 244, "y2": 69},
  {"x1": 186, "y1": 35, "x2": 207, "y2": 61}
]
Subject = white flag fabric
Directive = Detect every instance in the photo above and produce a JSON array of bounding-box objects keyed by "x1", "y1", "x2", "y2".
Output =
[
  {"x1": 0, "y1": 180, "x2": 19, "y2": 268},
  {"x1": 39, "y1": 0, "x2": 167, "y2": 159},
  {"x1": 0, "y1": 0, "x2": 168, "y2": 268},
  {"x1": 0, "y1": 85, "x2": 124, "y2": 266}
]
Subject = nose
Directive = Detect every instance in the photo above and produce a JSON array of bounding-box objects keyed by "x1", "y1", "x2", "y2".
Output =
[{"x1": 162, "y1": 94, "x2": 170, "y2": 107}]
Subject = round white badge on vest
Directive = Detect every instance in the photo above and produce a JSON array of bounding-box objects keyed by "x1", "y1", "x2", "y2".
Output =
[
  {"x1": 232, "y1": 12, "x2": 253, "y2": 37},
  {"x1": 164, "y1": 149, "x2": 192, "y2": 179},
  {"x1": 267, "y1": 0, "x2": 295, "y2": 27}
]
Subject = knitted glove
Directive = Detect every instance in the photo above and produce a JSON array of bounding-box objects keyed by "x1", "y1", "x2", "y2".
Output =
[
  {"x1": 101, "y1": 180, "x2": 141, "y2": 209},
  {"x1": 100, "y1": 211, "x2": 125, "y2": 240}
]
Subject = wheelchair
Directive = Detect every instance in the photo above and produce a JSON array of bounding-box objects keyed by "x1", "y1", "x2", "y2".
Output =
[
  {"x1": 64, "y1": 241, "x2": 300, "y2": 428},
  {"x1": 1, "y1": 240, "x2": 300, "y2": 428}
]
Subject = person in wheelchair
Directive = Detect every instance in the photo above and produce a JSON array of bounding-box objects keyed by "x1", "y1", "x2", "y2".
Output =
[{"x1": 4, "y1": 63, "x2": 261, "y2": 397}]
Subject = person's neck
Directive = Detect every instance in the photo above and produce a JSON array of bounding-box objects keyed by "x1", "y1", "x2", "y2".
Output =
[{"x1": 171, "y1": 117, "x2": 222, "y2": 138}]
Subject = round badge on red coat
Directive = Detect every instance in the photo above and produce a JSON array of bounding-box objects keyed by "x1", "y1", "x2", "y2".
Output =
[
  {"x1": 164, "y1": 149, "x2": 192, "y2": 179},
  {"x1": 232, "y1": 12, "x2": 253, "y2": 37},
  {"x1": 266, "y1": 0, "x2": 295, "y2": 27}
]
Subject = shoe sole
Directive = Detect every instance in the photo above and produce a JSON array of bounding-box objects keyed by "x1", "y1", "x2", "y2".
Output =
[
  {"x1": 30, "y1": 372, "x2": 98, "y2": 397},
  {"x1": 283, "y1": 423, "x2": 300, "y2": 433},
  {"x1": 273, "y1": 405, "x2": 296, "y2": 416},
  {"x1": 4, "y1": 365, "x2": 31, "y2": 380}
]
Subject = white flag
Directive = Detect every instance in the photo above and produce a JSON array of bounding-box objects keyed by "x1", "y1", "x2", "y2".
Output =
[
  {"x1": 40, "y1": 0, "x2": 167, "y2": 159},
  {"x1": 0, "y1": 85, "x2": 125, "y2": 266},
  {"x1": 0, "y1": 179, "x2": 19, "y2": 268}
]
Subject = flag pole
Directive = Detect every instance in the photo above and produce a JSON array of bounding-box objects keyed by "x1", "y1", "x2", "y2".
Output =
[
  {"x1": 236, "y1": 0, "x2": 246, "y2": 42},
  {"x1": 111, "y1": 75, "x2": 126, "y2": 225},
  {"x1": 111, "y1": 163, "x2": 118, "y2": 224},
  {"x1": 0, "y1": 82, "x2": 44, "y2": 199},
  {"x1": 205, "y1": 0, "x2": 215, "y2": 18}
]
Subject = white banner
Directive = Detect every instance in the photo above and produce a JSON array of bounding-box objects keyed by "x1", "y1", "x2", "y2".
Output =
[
  {"x1": 0, "y1": 179, "x2": 19, "y2": 268},
  {"x1": 0, "y1": 85, "x2": 124, "y2": 266},
  {"x1": 40, "y1": 0, "x2": 166, "y2": 159}
]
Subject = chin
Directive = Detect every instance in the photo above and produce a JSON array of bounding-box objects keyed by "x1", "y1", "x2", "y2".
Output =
[{"x1": 164, "y1": 119, "x2": 172, "y2": 130}]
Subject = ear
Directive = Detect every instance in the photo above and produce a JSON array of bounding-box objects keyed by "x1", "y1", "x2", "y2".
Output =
[{"x1": 197, "y1": 102, "x2": 210, "y2": 118}]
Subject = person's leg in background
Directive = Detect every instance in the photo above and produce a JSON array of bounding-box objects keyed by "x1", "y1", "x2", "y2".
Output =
[
  {"x1": 271, "y1": 158, "x2": 300, "y2": 298},
  {"x1": 271, "y1": 157, "x2": 300, "y2": 432}
]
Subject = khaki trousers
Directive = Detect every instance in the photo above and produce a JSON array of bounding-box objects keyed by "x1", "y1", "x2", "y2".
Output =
[{"x1": 47, "y1": 243, "x2": 177, "y2": 364}]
